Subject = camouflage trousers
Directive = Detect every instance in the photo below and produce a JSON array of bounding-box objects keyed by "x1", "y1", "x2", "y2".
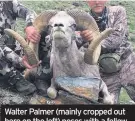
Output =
[
  {"x1": 0, "y1": 34, "x2": 25, "y2": 87},
  {"x1": 28, "y1": 61, "x2": 52, "y2": 86},
  {"x1": 101, "y1": 52, "x2": 135, "y2": 103}
]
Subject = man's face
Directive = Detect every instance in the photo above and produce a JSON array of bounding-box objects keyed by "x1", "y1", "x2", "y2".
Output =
[{"x1": 87, "y1": 0, "x2": 108, "y2": 14}]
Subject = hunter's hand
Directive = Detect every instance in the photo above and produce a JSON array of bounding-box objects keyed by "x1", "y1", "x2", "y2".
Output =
[
  {"x1": 80, "y1": 30, "x2": 93, "y2": 42},
  {"x1": 25, "y1": 26, "x2": 41, "y2": 44},
  {"x1": 22, "y1": 56, "x2": 41, "y2": 69}
]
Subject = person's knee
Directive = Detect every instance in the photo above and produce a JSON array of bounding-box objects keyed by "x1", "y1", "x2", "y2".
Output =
[
  {"x1": 123, "y1": 83, "x2": 135, "y2": 102},
  {"x1": 0, "y1": 69, "x2": 36, "y2": 95}
]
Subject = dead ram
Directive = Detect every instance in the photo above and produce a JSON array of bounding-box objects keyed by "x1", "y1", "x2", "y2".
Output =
[{"x1": 4, "y1": 10, "x2": 114, "y2": 104}]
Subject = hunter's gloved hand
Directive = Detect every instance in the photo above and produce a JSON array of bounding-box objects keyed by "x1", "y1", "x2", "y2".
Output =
[
  {"x1": 22, "y1": 56, "x2": 41, "y2": 69},
  {"x1": 25, "y1": 26, "x2": 41, "y2": 44},
  {"x1": 80, "y1": 30, "x2": 93, "y2": 42}
]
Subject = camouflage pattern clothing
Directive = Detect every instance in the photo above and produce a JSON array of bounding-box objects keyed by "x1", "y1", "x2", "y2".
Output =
[
  {"x1": 0, "y1": 0, "x2": 36, "y2": 76},
  {"x1": 101, "y1": 6, "x2": 132, "y2": 58},
  {"x1": 0, "y1": 0, "x2": 36, "y2": 53},
  {"x1": 0, "y1": 44, "x2": 23, "y2": 75},
  {"x1": 0, "y1": 0, "x2": 37, "y2": 95},
  {"x1": 98, "y1": 5, "x2": 135, "y2": 103}
]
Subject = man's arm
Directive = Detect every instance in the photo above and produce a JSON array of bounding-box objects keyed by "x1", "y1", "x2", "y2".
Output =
[
  {"x1": 12, "y1": 0, "x2": 40, "y2": 43},
  {"x1": 2, "y1": 45, "x2": 40, "y2": 69},
  {"x1": 12, "y1": 0, "x2": 36, "y2": 27},
  {"x1": 79, "y1": 6, "x2": 129, "y2": 54},
  {"x1": 101, "y1": 6, "x2": 128, "y2": 52}
]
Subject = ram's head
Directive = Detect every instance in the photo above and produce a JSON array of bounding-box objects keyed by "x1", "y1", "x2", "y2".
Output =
[
  {"x1": 48, "y1": 11, "x2": 77, "y2": 49},
  {"x1": 4, "y1": 10, "x2": 113, "y2": 65}
]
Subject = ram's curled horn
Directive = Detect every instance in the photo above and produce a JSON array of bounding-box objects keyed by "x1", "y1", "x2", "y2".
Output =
[
  {"x1": 4, "y1": 29, "x2": 39, "y2": 66},
  {"x1": 29, "y1": 10, "x2": 58, "y2": 60},
  {"x1": 67, "y1": 9, "x2": 113, "y2": 64},
  {"x1": 33, "y1": 10, "x2": 58, "y2": 32},
  {"x1": 4, "y1": 10, "x2": 57, "y2": 66},
  {"x1": 84, "y1": 28, "x2": 113, "y2": 64}
]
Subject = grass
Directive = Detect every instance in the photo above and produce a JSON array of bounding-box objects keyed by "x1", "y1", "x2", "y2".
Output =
[
  {"x1": 120, "y1": 88, "x2": 133, "y2": 104},
  {"x1": 16, "y1": 1, "x2": 135, "y2": 104}
]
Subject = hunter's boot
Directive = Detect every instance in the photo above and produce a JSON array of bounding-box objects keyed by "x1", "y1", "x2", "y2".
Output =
[
  {"x1": 34, "y1": 79, "x2": 50, "y2": 97},
  {"x1": 8, "y1": 70, "x2": 37, "y2": 95},
  {"x1": 26, "y1": 70, "x2": 52, "y2": 97}
]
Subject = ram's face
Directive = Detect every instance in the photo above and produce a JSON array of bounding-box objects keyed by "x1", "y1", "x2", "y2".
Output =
[{"x1": 48, "y1": 11, "x2": 76, "y2": 48}]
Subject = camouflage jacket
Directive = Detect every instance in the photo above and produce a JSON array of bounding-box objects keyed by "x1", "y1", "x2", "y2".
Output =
[
  {"x1": 0, "y1": 0, "x2": 36, "y2": 34},
  {"x1": 100, "y1": 5, "x2": 133, "y2": 58},
  {"x1": 78, "y1": 5, "x2": 133, "y2": 58},
  {"x1": 0, "y1": 0, "x2": 36, "y2": 66}
]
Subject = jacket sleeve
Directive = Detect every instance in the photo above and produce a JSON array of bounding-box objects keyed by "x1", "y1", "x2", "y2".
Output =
[
  {"x1": 101, "y1": 6, "x2": 129, "y2": 53},
  {"x1": 12, "y1": 0, "x2": 36, "y2": 26}
]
